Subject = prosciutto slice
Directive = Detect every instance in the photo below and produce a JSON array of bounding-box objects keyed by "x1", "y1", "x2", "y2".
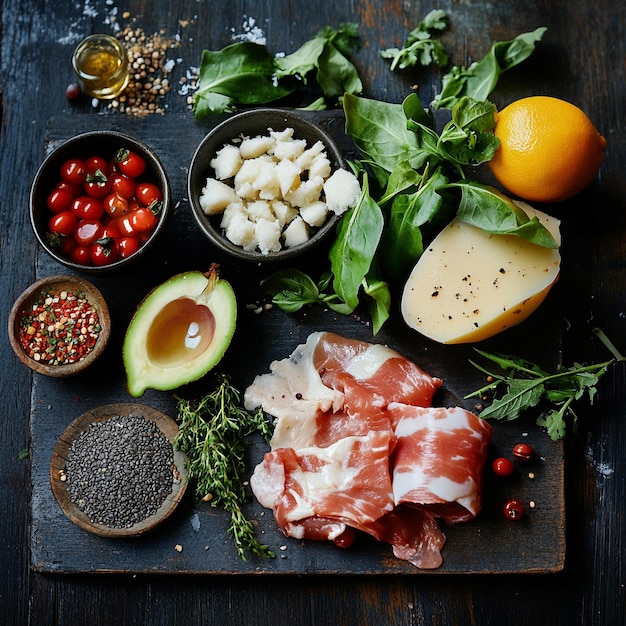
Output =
[
  {"x1": 246, "y1": 331, "x2": 491, "y2": 569},
  {"x1": 389, "y1": 404, "x2": 492, "y2": 524}
]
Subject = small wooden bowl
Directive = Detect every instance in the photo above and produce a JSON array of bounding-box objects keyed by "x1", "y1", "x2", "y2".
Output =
[
  {"x1": 8, "y1": 275, "x2": 111, "y2": 377},
  {"x1": 50, "y1": 403, "x2": 188, "y2": 538}
]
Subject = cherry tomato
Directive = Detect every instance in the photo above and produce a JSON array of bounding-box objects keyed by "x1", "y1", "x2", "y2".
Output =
[
  {"x1": 60, "y1": 158, "x2": 87, "y2": 185},
  {"x1": 513, "y1": 443, "x2": 534, "y2": 462},
  {"x1": 65, "y1": 83, "x2": 81, "y2": 101},
  {"x1": 115, "y1": 148, "x2": 146, "y2": 178},
  {"x1": 115, "y1": 215, "x2": 136, "y2": 236},
  {"x1": 333, "y1": 527, "x2": 357, "y2": 549},
  {"x1": 46, "y1": 188, "x2": 74, "y2": 214},
  {"x1": 104, "y1": 192, "x2": 130, "y2": 217},
  {"x1": 492, "y1": 457, "x2": 515, "y2": 477},
  {"x1": 83, "y1": 170, "x2": 112, "y2": 198},
  {"x1": 90, "y1": 241, "x2": 119, "y2": 266},
  {"x1": 136, "y1": 182, "x2": 162, "y2": 207},
  {"x1": 503, "y1": 499, "x2": 524, "y2": 521},
  {"x1": 49, "y1": 210, "x2": 78, "y2": 236},
  {"x1": 71, "y1": 245, "x2": 91, "y2": 265},
  {"x1": 59, "y1": 236, "x2": 78, "y2": 258},
  {"x1": 100, "y1": 222, "x2": 121, "y2": 239},
  {"x1": 111, "y1": 172, "x2": 136, "y2": 199},
  {"x1": 74, "y1": 220, "x2": 103, "y2": 246},
  {"x1": 85, "y1": 155, "x2": 109, "y2": 175},
  {"x1": 117, "y1": 236, "x2": 141, "y2": 259},
  {"x1": 55, "y1": 180, "x2": 82, "y2": 197},
  {"x1": 130, "y1": 207, "x2": 157, "y2": 232},
  {"x1": 71, "y1": 196, "x2": 105, "y2": 221}
]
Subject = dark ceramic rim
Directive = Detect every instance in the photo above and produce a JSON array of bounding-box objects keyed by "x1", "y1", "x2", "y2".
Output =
[
  {"x1": 187, "y1": 108, "x2": 347, "y2": 263},
  {"x1": 30, "y1": 130, "x2": 172, "y2": 274}
]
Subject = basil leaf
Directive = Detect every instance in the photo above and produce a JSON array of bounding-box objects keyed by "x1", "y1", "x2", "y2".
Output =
[
  {"x1": 329, "y1": 174, "x2": 384, "y2": 310},
  {"x1": 261, "y1": 269, "x2": 326, "y2": 312},
  {"x1": 193, "y1": 43, "x2": 295, "y2": 118},
  {"x1": 452, "y1": 181, "x2": 558, "y2": 247},
  {"x1": 316, "y1": 41, "x2": 363, "y2": 100},
  {"x1": 433, "y1": 27, "x2": 547, "y2": 109}
]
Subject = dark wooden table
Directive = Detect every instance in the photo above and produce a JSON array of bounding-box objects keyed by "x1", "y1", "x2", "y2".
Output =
[{"x1": 1, "y1": 1, "x2": 624, "y2": 624}]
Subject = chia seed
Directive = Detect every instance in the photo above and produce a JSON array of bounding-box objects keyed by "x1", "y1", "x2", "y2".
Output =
[{"x1": 65, "y1": 413, "x2": 176, "y2": 528}]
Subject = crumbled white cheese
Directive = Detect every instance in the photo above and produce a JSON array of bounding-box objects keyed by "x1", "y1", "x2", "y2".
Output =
[{"x1": 199, "y1": 126, "x2": 362, "y2": 254}]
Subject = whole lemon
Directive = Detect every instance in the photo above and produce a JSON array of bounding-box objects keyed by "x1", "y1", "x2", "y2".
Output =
[{"x1": 488, "y1": 96, "x2": 606, "y2": 202}]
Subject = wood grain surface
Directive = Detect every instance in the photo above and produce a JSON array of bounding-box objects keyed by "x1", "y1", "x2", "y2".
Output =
[{"x1": 1, "y1": 1, "x2": 624, "y2": 624}]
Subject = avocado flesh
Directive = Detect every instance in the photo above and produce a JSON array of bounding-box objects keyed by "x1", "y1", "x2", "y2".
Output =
[{"x1": 123, "y1": 270, "x2": 237, "y2": 397}]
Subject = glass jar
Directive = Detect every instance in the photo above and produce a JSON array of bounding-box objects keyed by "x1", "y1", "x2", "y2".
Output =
[{"x1": 72, "y1": 34, "x2": 130, "y2": 99}]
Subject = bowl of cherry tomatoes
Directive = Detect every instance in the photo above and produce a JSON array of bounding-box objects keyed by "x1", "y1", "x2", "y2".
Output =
[{"x1": 30, "y1": 130, "x2": 171, "y2": 273}]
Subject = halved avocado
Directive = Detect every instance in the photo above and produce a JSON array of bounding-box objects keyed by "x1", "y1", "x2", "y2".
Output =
[{"x1": 123, "y1": 266, "x2": 236, "y2": 397}]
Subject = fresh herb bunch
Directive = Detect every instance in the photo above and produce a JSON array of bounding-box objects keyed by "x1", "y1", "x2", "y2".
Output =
[
  {"x1": 262, "y1": 18, "x2": 549, "y2": 334},
  {"x1": 193, "y1": 23, "x2": 362, "y2": 118},
  {"x1": 264, "y1": 94, "x2": 555, "y2": 334},
  {"x1": 467, "y1": 329, "x2": 624, "y2": 440},
  {"x1": 174, "y1": 373, "x2": 275, "y2": 560}
]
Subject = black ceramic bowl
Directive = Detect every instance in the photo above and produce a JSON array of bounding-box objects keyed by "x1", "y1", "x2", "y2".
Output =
[
  {"x1": 188, "y1": 108, "x2": 348, "y2": 263},
  {"x1": 30, "y1": 130, "x2": 171, "y2": 274}
]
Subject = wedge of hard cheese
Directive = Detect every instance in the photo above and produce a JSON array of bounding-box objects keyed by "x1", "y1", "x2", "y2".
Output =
[{"x1": 401, "y1": 204, "x2": 561, "y2": 344}]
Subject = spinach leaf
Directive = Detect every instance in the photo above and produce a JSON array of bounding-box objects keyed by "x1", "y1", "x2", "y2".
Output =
[
  {"x1": 329, "y1": 173, "x2": 384, "y2": 311},
  {"x1": 383, "y1": 168, "x2": 450, "y2": 277},
  {"x1": 362, "y1": 269, "x2": 391, "y2": 335},
  {"x1": 381, "y1": 9, "x2": 449, "y2": 71},
  {"x1": 433, "y1": 27, "x2": 547, "y2": 109},
  {"x1": 194, "y1": 24, "x2": 363, "y2": 119},
  {"x1": 451, "y1": 181, "x2": 558, "y2": 247},
  {"x1": 275, "y1": 23, "x2": 362, "y2": 102},
  {"x1": 193, "y1": 43, "x2": 295, "y2": 118},
  {"x1": 343, "y1": 93, "x2": 423, "y2": 177}
]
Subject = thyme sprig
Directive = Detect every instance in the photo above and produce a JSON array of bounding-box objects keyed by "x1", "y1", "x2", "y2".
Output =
[
  {"x1": 174, "y1": 373, "x2": 275, "y2": 560},
  {"x1": 466, "y1": 329, "x2": 624, "y2": 440}
]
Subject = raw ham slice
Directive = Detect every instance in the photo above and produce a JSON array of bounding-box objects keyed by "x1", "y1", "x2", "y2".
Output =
[
  {"x1": 246, "y1": 331, "x2": 491, "y2": 569},
  {"x1": 244, "y1": 331, "x2": 442, "y2": 450},
  {"x1": 389, "y1": 404, "x2": 492, "y2": 524},
  {"x1": 250, "y1": 430, "x2": 396, "y2": 539}
]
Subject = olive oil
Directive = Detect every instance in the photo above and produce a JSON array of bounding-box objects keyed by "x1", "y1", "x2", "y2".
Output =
[{"x1": 72, "y1": 34, "x2": 129, "y2": 99}]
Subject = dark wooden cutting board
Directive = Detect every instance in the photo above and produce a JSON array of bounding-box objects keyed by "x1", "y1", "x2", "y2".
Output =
[{"x1": 29, "y1": 111, "x2": 565, "y2": 575}]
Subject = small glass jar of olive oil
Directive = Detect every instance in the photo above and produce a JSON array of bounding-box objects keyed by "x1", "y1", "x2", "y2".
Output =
[{"x1": 72, "y1": 34, "x2": 130, "y2": 99}]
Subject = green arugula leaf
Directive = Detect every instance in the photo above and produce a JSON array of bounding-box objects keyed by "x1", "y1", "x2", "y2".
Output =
[
  {"x1": 381, "y1": 9, "x2": 449, "y2": 71},
  {"x1": 467, "y1": 348, "x2": 616, "y2": 440}
]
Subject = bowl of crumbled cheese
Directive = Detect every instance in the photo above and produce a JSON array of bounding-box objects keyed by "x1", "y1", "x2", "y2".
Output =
[{"x1": 187, "y1": 108, "x2": 362, "y2": 262}]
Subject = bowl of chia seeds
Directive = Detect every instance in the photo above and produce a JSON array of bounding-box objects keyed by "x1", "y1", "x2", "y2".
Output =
[{"x1": 50, "y1": 403, "x2": 188, "y2": 538}]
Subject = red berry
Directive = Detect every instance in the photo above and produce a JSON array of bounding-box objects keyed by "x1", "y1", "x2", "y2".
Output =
[
  {"x1": 513, "y1": 443, "x2": 534, "y2": 462},
  {"x1": 503, "y1": 499, "x2": 524, "y2": 521},
  {"x1": 65, "y1": 83, "x2": 82, "y2": 101},
  {"x1": 492, "y1": 457, "x2": 515, "y2": 477}
]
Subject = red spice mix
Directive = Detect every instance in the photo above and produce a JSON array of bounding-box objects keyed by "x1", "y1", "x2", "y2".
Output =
[{"x1": 18, "y1": 289, "x2": 101, "y2": 365}]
